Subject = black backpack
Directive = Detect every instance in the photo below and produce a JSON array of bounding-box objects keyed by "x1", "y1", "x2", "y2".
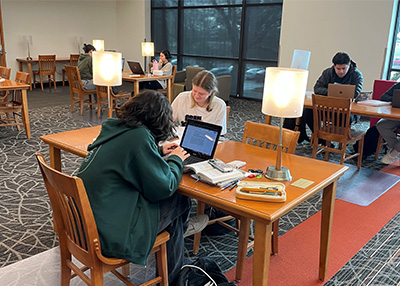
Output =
[{"x1": 172, "y1": 257, "x2": 236, "y2": 286}]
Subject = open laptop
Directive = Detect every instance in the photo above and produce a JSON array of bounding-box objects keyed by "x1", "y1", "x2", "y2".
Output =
[
  {"x1": 327, "y1": 83, "x2": 356, "y2": 99},
  {"x1": 127, "y1": 61, "x2": 145, "y2": 75},
  {"x1": 180, "y1": 119, "x2": 222, "y2": 166},
  {"x1": 121, "y1": 57, "x2": 125, "y2": 72},
  {"x1": 392, "y1": 89, "x2": 400, "y2": 108}
]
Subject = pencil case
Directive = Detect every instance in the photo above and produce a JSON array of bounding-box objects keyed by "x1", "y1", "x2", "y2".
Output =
[{"x1": 236, "y1": 181, "x2": 286, "y2": 203}]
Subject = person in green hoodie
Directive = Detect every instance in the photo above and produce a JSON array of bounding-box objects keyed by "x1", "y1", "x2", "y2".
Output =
[{"x1": 77, "y1": 90, "x2": 190, "y2": 283}]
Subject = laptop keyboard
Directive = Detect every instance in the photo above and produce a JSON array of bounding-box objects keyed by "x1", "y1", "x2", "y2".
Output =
[{"x1": 183, "y1": 156, "x2": 205, "y2": 166}]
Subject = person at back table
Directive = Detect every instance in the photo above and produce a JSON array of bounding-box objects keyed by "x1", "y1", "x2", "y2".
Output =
[
  {"x1": 139, "y1": 49, "x2": 173, "y2": 90},
  {"x1": 171, "y1": 70, "x2": 227, "y2": 135},
  {"x1": 78, "y1": 43, "x2": 96, "y2": 91},
  {"x1": 78, "y1": 43, "x2": 118, "y2": 97},
  {"x1": 77, "y1": 90, "x2": 191, "y2": 283},
  {"x1": 376, "y1": 82, "x2": 400, "y2": 164},
  {"x1": 285, "y1": 51, "x2": 363, "y2": 143}
]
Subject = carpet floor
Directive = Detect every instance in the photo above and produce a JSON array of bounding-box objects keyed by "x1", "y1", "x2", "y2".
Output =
[{"x1": 1, "y1": 90, "x2": 400, "y2": 285}]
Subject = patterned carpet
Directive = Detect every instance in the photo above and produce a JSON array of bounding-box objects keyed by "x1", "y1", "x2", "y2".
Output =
[{"x1": 0, "y1": 97, "x2": 399, "y2": 285}]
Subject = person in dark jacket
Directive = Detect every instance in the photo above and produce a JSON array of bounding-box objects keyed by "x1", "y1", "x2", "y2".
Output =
[
  {"x1": 376, "y1": 82, "x2": 400, "y2": 164},
  {"x1": 285, "y1": 52, "x2": 364, "y2": 143},
  {"x1": 77, "y1": 90, "x2": 190, "y2": 283}
]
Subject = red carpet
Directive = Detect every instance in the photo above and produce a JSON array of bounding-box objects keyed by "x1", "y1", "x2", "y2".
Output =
[{"x1": 225, "y1": 180, "x2": 400, "y2": 285}]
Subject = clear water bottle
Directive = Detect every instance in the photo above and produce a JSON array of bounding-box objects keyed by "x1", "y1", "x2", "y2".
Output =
[{"x1": 153, "y1": 60, "x2": 159, "y2": 71}]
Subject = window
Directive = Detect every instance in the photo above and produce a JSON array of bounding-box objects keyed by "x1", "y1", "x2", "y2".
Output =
[
  {"x1": 387, "y1": 1, "x2": 400, "y2": 81},
  {"x1": 152, "y1": 0, "x2": 283, "y2": 99}
]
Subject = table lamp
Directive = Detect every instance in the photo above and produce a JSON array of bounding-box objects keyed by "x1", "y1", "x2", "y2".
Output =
[
  {"x1": 23, "y1": 35, "x2": 33, "y2": 60},
  {"x1": 93, "y1": 51, "x2": 122, "y2": 117},
  {"x1": 92, "y1": 39, "x2": 104, "y2": 52},
  {"x1": 141, "y1": 41, "x2": 154, "y2": 76},
  {"x1": 262, "y1": 67, "x2": 308, "y2": 181}
]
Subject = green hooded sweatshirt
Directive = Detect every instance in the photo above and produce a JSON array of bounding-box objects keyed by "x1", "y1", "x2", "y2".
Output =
[{"x1": 77, "y1": 118, "x2": 183, "y2": 265}]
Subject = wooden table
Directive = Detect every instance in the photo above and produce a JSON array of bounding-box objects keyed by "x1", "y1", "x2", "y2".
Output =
[
  {"x1": 40, "y1": 125, "x2": 347, "y2": 285},
  {"x1": 16, "y1": 57, "x2": 70, "y2": 91},
  {"x1": 0, "y1": 80, "x2": 30, "y2": 138},
  {"x1": 303, "y1": 92, "x2": 400, "y2": 120},
  {"x1": 265, "y1": 92, "x2": 400, "y2": 124},
  {"x1": 122, "y1": 73, "x2": 174, "y2": 102}
]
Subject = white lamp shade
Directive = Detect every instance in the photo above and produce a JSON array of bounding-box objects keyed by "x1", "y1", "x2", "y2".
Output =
[
  {"x1": 290, "y1": 50, "x2": 311, "y2": 70},
  {"x1": 93, "y1": 51, "x2": 122, "y2": 86},
  {"x1": 262, "y1": 67, "x2": 308, "y2": 118},
  {"x1": 92, "y1": 39, "x2": 104, "y2": 52},
  {"x1": 141, "y1": 42, "x2": 154, "y2": 57}
]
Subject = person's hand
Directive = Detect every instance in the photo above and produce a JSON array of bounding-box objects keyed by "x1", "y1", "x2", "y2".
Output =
[
  {"x1": 162, "y1": 142, "x2": 178, "y2": 155},
  {"x1": 170, "y1": 146, "x2": 190, "y2": 162}
]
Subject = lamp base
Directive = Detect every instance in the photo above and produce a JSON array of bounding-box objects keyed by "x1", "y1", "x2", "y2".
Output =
[{"x1": 265, "y1": 166, "x2": 292, "y2": 181}]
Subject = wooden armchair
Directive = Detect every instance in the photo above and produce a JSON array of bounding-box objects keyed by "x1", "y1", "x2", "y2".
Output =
[
  {"x1": 62, "y1": 54, "x2": 80, "y2": 86},
  {"x1": 312, "y1": 94, "x2": 365, "y2": 169},
  {"x1": 36, "y1": 153, "x2": 169, "y2": 286},
  {"x1": 65, "y1": 65, "x2": 96, "y2": 115},
  {"x1": 0, "y1": 71, "x2": 30, "y2": 134},
  {"x1": 33, "y1": 55, "x2": 57, "y2": 91},
  {"x1": 95, "y1": 85, "x2": 130, "y2": 118}
]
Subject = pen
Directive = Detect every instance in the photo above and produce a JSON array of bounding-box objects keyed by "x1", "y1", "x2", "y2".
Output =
[
  {"x1": 228, "y1": 181, "x2": 238, "y2": 190},
  {"x1": 220, "y1": 180, "x2": 238, "y2": 191}
]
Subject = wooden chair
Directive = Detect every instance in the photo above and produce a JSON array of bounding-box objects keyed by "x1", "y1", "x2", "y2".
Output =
[
  {"x1": 36, "y1": 153, "x2": 170, "y2": 286},
  {"x1": 33, "y1": 55, "x2": 57, "y2": 91},
  {"x1": 0, "y1": 66, "x2": 11, "y2": 102},
  {"x1": 312, "y1": 94, "x2": 365, "y2": 170},
  {"x1": 62, "y1": 54, "x2": 80, "y2": 86},
  {"x1": 0, "y1": 71, "x2": 30, "y2": 132},
  {"x1": 193, "y1": 121, "x2": 299, "y2": 260},
  {"x1": 95, "y1": 85, "x2": 130, "y2": 118},
  {"x1": 157, "y1": 65, "x2": 177, "y2": 97},
  {"x1": 65, "y1": 65, "x2": 96, "y2": 115}
]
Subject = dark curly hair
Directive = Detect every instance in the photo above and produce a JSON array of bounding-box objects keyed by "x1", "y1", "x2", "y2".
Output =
[{"x1": 118, "y1": 90, "x2": 175, "y2": 142}]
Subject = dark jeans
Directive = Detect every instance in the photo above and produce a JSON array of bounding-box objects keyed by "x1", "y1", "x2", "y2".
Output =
[
  {"x1": 157, "y1": 193, "x2": 191, "y2": 284},
  {"x1": 139, "y1": 80, "x2": 163, "y2": 90}
]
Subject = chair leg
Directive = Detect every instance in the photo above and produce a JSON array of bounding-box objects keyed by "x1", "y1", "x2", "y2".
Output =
[
  {"x1": 97, "y1": 100, "x2": 102, "y2": 118},
  {"x1": 62, "y1": 71, "x2": 66, "y2": 86},
  {"x1": 340, "y1": 143, "x2": 346, "y2": 165},
  {"x1": 271, "y1": 219, "x2": 279, "y2": 255},
  {"x1": 311, "y1": 138, "x2": 318, "y2": 158},
  {"x1": 54, "y1": 75, "x2": 57, "y2": 90},
  {"x1": 375, "y1": 134, "x2": 383, "y2": 160},
  {"x1": 193, "y1": 201, "x2": 206, "y2": 254},
  {"x1": 79, "y1": 97, "x2": 84, "y2": 115},
  {"x1": 40, "y1": 76, "x2": 44, "y2": 91},
  {"x1": 121, "y1": 264, "x2": 130, "y2": 277},
  {"x1": 357, "y1": 137, "x2": 365, "y2": 170},
  {"x1": 156, "y1": 242, "x2": 169, "y2": 286}
]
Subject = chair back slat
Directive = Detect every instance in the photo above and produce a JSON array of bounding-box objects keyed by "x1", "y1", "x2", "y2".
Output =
[{"x1": 242, "y1": 121, "x2": 300, "y2": 154}]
